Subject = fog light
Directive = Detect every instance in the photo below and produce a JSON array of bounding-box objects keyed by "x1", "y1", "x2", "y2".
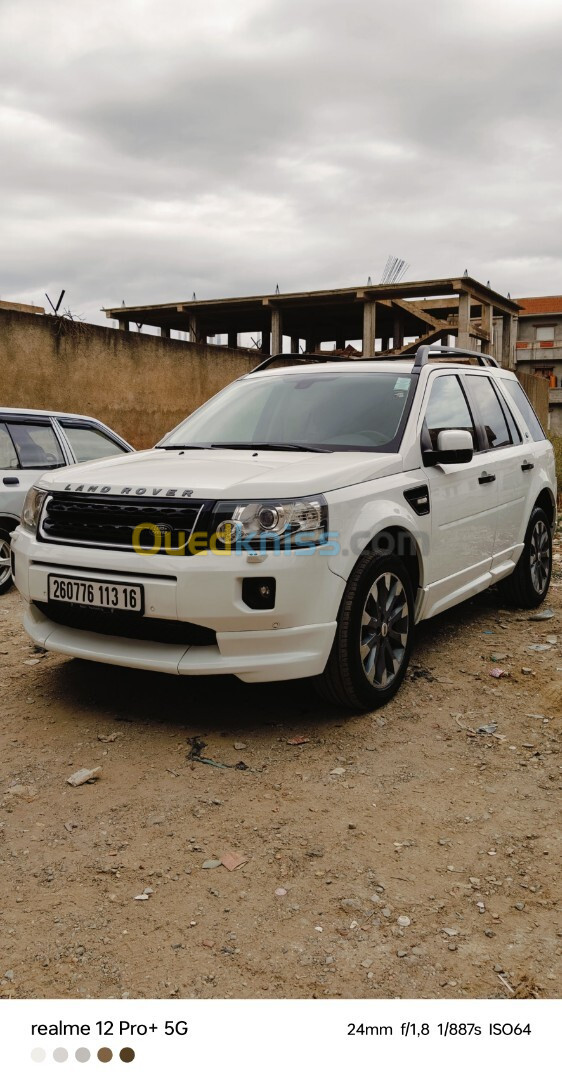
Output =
[{"x1": 242, "y1": 577, "x2": 276, "y2": 610}]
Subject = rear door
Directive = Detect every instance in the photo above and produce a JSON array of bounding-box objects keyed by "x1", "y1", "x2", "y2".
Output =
[
  {"x1": 462, "y1": 373, "x2": 528, "y2": 571},
  {"x1": 419, "y1": 372, "x2": 497, "y2": 615},
  {"x1": 0, "y1": 417, "x2": 68, "y2": 520}
]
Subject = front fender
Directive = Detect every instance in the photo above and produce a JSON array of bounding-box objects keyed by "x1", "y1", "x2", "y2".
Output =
[{"x1": 326, "y1": 481, "x2": 429, "y2": 585}]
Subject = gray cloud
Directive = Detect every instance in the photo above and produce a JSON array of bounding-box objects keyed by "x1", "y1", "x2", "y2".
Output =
[{"x1": 1, "y1": 0, "x2": 561, "y2": 324}]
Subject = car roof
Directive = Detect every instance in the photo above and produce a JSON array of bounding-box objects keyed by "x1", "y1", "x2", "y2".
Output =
[
  {"x1": 244, "y1": 360, "x2": 517, "y2": 379},
  {"x1": 0, "y1": 406, "x2": 104, "y2": 421}
]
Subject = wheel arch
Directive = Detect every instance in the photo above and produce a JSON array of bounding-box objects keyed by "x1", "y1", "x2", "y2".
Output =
[
  {"x1": 0, "y1": 513, "x2": 20, "y2": 536},
  {"x1": 533, "y1": 487, "x2": 556, "y2": 530}
]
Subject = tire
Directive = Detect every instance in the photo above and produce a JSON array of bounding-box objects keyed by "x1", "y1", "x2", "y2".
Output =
[
  {"x1": 499, "y1": 506, "x2": 552, "y2": 609},
  {"x1": 314, "y1": 551, "x2": 414, "y2": 710},
  {"x1": 0, "y1": 529, "x2": 13, "y2": 595}
]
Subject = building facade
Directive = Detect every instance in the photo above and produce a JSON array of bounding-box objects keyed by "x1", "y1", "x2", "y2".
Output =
[{"x1": 515, "y1": 296, "x2": 562, "y2": 435}]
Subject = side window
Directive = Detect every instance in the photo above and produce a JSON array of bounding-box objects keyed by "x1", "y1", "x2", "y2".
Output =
[
  {"x1": 0, "y1": 423, "x2": 19, "y2": 469},
  {"x1": 465, "y1": 376, "x2": 512, "y2": 450},
  {"x1": 498, "y1": 380, "x2": 546, "y2": 441},
  {"x1": 422, "y1": 375, "x2": 476, "y2": 452},
  {"x1": 6, "y1": 422, "x2": 65, "y2": 468},
  {"x1": 490, "y1": 380, "x2": 522, "y2": 445},
  {"x1": 60, "y1": 423, "x2": 128, "y2": 462}
]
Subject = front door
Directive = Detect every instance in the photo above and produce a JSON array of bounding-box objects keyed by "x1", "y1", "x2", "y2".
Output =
[
  {"x1": 419, "y1": 372, "x2": 497, "y2": 617},
  {"x1": 0, "y1": 418, "x2": 67, "y2": 519}
]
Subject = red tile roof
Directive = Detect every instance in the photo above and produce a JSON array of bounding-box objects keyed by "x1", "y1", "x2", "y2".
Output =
[{"x1": 515, "y1": 295, "x2": 562, "y2": 316}]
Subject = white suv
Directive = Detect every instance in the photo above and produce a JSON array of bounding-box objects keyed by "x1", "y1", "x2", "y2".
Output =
[
  {"x1": 0, "y1": 408, "x2": 132, "y2": 594},
  {"x1": 11, "y1": 347, "x2": 557, "y2": 710}
]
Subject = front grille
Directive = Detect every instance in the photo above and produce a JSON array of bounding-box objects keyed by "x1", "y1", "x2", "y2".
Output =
[
  {"x1": 40, "y1": 493, "x2": 209, "y2": 554},
  {"x1": 36, "y1": 601, "x2": 216, "y2": 646}
]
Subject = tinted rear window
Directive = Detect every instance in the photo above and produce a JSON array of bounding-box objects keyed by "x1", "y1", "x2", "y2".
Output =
[{"x1": 498, "y1": 380, "x2": 546, "y2": 441}]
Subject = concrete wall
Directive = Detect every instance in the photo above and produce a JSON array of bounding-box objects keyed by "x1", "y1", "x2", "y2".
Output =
[{"x1": 0, "y1": 309, "x2": 257, "y2": 448}]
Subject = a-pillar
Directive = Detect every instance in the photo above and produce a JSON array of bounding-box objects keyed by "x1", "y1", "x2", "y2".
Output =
[
  {"x1": 362, "y1": 299, "x2": 376, "y2": 356},
  {"x1": 457, "y1": 290, "x2": 472, "y2": 349},
  {"x1": 501, "y1": 314, "x2": 517, "y2": 370},
  {"x1": 271, "y1": 308, "x2": 283, "y2": 354}
]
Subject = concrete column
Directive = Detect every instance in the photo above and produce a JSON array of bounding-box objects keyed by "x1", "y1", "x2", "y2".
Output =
[
  {"x1": 189, "y1": 315, "x2": 202, "y2": 343},
  {"x1": 502, "y1": 314, "x2": 517, "y2": 370},
  {"x1": 480, "y1": 303, "x2": 493, "y2": 356},
  {"x1": 381, "y1": 336, "x2": 389, "y2": 352},
  {"x1": 305, "y1": 338, "x2": 319, "y2": 354},
  {"x1": 260, "y1": 331, "x2": 270, "y2": 354},
  {"x1": 392, "y1": 311, "x2": 404, "y2": 351},
  {"x1": 227, "y1": 331, "x2": 238, "y2": 349},
  {"x1": 118, "y1": 319, "x2": 129, "y2": 332},
  {"x1": 335, "y1": 336, "x2": 346, "y2": 351},
  {"x1": 362, "y1": 300, "x2": 376, "y2": 356},
  {"x1": 457, "y1": 290, "x2": 471, "y2": 349},
  {"x1": 290, "y1": 336, "x2": 300, "y2": 353},
  {"x1": 270, "y1": 308, "x2": 283, "y2": 354},
  {"x1": 160, "y1": 326, "x2": 171, "y2": 338}
]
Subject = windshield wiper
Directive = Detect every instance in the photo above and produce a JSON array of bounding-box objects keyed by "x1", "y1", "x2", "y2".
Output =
[
  {"x1": 158, "y1": 441, "x2": 331, "y2": 453},
  {"x1": 208, "y1": 442, "x2": 332, "y2": 453}
]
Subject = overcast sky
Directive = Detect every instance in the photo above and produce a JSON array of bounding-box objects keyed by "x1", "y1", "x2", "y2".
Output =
[{"x1": 1, "y1": 0, "x2": 561, "y2": 326}]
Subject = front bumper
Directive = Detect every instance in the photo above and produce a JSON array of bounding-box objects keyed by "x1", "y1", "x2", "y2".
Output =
[{"x1": 12, "y1": 529, "x2": 342, "y2": 682}]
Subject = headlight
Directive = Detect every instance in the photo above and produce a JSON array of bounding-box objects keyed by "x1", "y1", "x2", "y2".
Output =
[
  {"x1": 21, "y1": 486, "x2": 48, "y2": 532},
  {"x1": 210, "y1": 496, "x2": 328, "y2": 550}
]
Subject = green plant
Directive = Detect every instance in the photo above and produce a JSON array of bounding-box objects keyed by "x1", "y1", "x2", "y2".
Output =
[{"x1": 549, "y1": 434, "x2": 562, "y2": 505}]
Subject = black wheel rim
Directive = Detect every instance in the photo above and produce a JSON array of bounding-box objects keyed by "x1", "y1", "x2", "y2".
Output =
[
  {"x1": 360, "y1": 571, "x2": 409, "y2": 688},
  {"x1": 529, "y1": 519, "x2": 550, "y2": 595},
  {"x1": 0, "y1": 538, "x2": 11, "y2": 587}
]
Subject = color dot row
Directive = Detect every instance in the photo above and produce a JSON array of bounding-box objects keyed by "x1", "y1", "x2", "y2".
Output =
[{"x1": 31, "y1": 1047, "x2": 135, "y2": 1063}]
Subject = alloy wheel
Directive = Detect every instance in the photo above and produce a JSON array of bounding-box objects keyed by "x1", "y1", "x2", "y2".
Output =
[
  {"x1": 360, "y1": 571, "x2": 409, "y2": 688},
  {"x1": 0, "y1": 537, "x2": 12, "y2": 588},
  {"x1": 529, "y1": 518, "x2": 550, "y2": 595}
]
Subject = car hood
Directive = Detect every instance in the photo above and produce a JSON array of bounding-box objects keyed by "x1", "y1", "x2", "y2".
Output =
[{"x1": 38, "y1": 447, "x2": 404, "y2": 500}]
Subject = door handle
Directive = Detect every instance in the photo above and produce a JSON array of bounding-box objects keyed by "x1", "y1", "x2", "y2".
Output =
[
  {"x1": 478, "y1": 472, "x2": 496, "y2": 485},
  {"x1": 521, "y1": 461, "x2": 534, "y2": 472},
  {"x1": 2, "y1": 476, "x2": 19, "y2": 486}
]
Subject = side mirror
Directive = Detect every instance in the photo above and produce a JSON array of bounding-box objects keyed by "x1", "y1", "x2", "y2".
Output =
[{"x1": 435, "y1": 429, "x2": 473, "y2": 464}]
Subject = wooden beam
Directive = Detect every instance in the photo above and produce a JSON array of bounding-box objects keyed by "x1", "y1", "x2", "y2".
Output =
[
  {"x1": 393, "y1": 325, "x2": 458, "y2": 355},
  {"x1": 379, "y1": 297, "x2": 450, "y2": 333}
]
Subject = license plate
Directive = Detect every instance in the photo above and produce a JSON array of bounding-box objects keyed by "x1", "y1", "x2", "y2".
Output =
[{"x1": 47, "y1": 575, "x2": 144, "y2": 614}]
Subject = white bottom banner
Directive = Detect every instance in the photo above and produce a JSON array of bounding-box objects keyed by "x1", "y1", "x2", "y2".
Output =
[{"x1": 1, "y1": 997, "x2": 558, "y2": 1078}]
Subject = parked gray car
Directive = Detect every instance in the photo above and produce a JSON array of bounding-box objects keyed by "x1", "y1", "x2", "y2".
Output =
[{"x1": 0, "y1": 408, "x2": 133, "y2": 592}]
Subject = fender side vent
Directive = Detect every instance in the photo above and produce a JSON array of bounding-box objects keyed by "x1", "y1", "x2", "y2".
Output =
[{"x1": 404, "y1": 484, "x2": 430, "y2": 516}]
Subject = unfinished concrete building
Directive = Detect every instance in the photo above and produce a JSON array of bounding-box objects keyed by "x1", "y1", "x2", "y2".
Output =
[{"x1": 105, "y1": 275, "x2": 519, "y2": 368}]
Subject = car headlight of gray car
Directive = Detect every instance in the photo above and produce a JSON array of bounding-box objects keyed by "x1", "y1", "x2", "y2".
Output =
[{"x1": 21, "y1": 486, "x2": 48, "y2": 532}]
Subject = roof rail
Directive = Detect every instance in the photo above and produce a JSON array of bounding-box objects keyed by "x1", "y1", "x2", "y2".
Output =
[
  {"x1": 409, "y1": 345, "x2": 499, "y2": 369},
  {"x1": 251, "y1": 352, "x2": 320, "y2": 372},
  {"x1": 251, "y1": 345, "x2": 500, "y2": 374}
]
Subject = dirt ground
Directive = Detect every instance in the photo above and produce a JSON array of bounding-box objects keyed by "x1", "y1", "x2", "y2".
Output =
[{"x1": 0, "y1": 531, "x2": 560, "y2": 1001}]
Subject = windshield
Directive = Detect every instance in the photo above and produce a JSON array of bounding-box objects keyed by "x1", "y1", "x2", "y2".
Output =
[{"x1": 160, "y1": 371, "x2": 416, "y2": 452}]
